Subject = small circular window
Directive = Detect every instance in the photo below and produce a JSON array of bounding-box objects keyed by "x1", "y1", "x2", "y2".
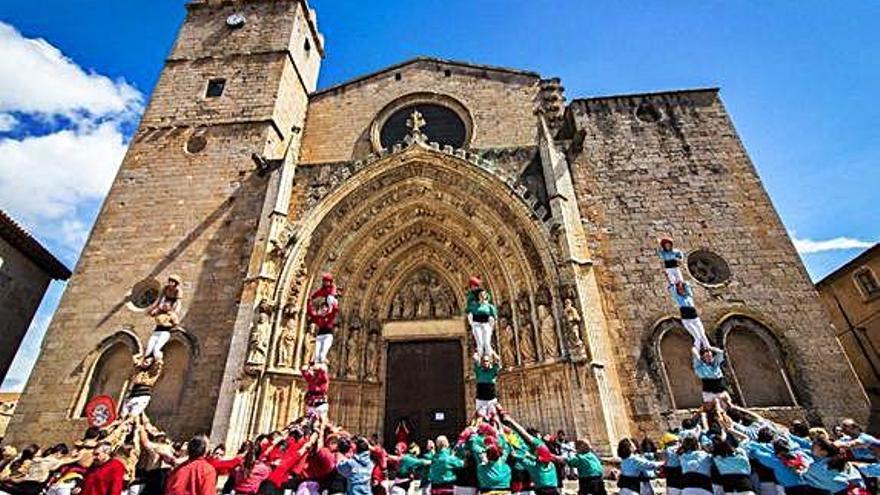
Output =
[
  {"x1": 129, "y1": 278, "x2": 162, "y2": 310},
  {"x1": 687, "y1": 250, "x2": 732, "y2": 285},
  {"x1": 379, "y1": 103, "x2": 466, "y2": 149}
]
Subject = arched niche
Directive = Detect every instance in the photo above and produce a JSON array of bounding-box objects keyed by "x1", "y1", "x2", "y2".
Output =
[
  {"x1": 654, "y1": 319, "x2": 702, "y2": 410},
  {"x1": 146, "y1": 335, "x2": 195, "y2": 422},
  {"x1": 75, "y1": 331, "x2": 141, "y2": 417},
  {"x1": 719, "y1": 315, "x2": 797, "y2": 408}
]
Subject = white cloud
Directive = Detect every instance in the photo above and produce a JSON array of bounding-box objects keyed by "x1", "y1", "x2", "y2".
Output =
[
  {"x1": 0, "y1": 22, "x2": 142, "y2": 120},
  {"x1": 0, "y1": 113, "x2": 17, "y2": 132},
  {"x1": 792, "y1": 236, "x2": 876, "y2": 254},
  {"x1": 0, "y1": 122, "x2": 128, "y2": 222}
]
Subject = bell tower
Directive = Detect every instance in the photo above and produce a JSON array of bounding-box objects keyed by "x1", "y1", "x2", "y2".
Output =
[{"x1": 4, "y1": 0, "x2": 323, "y2": 444}]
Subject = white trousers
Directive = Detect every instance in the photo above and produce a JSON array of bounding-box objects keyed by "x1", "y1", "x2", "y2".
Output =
[
  {"x1": 470, "y1": 322, "x2": 494, "y2": 357},
  {"x1": 682, "y1": 489, "x2": 713, "y2": 495},
  {"x1": 682, "y1": 317, "x2": 710, "y2": 349},
  {"x1": 713, "y1": 485, "x2": 725, "y2": 495},
  {"x1": 758, "y1": 482, "x2": 777, "y2": 495},
  {"x1": 665, "y1": 267, "x2": 684, "y2": 285},
  {"x1": 315, "y1": 334, "x2": 334, "y2": 363},
  {"x1": 475, "y1": 398, "x2": 498, "y2": 417},
  {"x1": 121, "y1": 395, "x2": 151, "y2": 417},
  {"x1": 668, "y1": 489, "x2": 682, "y2": 495},
  {"x1": 144, "y1": 329, "x2": 172, "y2": 360},
  {"x1": 641, "y1": 481, "x2": 656, "y2": 495},
  {"x1": 452, "y1": 487, "x2": 476, "y2": 495},
  {"x1": 620, "y1": 488, "x2": 640, "y2": 495},
  {"x1": 296, "y1": 481, "x2": 320, "y2": 495}
]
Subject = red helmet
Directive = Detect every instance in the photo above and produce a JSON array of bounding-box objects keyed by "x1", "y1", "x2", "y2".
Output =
[
  {"x1": 322, "y1": 273, "x2": 334, "y2": 282},
  {"x1": 536, "y1": 444, "x2": 554, "y2": 463},
  {"x1": 468, "y1": 276, "x2": 481, "y2": 289},
  {"x1": 659, "y1": 236, "x2": 674, "y2": 247}
]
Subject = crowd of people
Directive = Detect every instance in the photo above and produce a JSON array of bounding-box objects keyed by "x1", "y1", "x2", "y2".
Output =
[{"x1": 2, "y1": 243, "x2": 880, "y2": 495}]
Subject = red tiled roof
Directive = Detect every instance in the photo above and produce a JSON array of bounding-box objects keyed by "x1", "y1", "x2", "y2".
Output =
[{"x1": 0, "y1": 209, "x2": 71, "y2": 280}]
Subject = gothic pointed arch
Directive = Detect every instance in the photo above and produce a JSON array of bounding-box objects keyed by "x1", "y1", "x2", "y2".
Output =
[
  {"x1": 717, "y1": 315, "x2": 797, "y2": 407},
  {"x1": 650, "y1": 318, "x2": 702, "y2": 410},
  {"x1": 73, "y1": 329, "x2": 141, "y2": 417}
]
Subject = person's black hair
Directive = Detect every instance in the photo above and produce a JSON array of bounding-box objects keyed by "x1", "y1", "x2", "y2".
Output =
[
  {"x1": 290, "y1": 428, "x2": 304, "y2": 441},
  {"x1": 187, "y1": 435, "x2": 209, "y2": 459},
  {"x1": 21, "y1": 444, "x2": 39, "y2": 460},
  {"x1": 83, "y1": 427, "x2": 101, "y2": 441},
  {"x1": 53, "y1": 443, "x2": 70, "y2": 456},
  {"x1": 813, "y1": 437, "x2": 847, "y2": 471},
  {"x1": 712, "y1": 437, "x2": 734, "y2": 457},
  {"x1": 757, "y1": 427, "x2": 776, "y2": 444},
  {"x1": 616, "y1": 439, "x2": 634, "y2": 459},
  {"x1": 355, "y1": 436, "x2": 371, "y2": 453},
  {"x1": 337, "y1": 438, "x2": 352, "y2": 455},
  {"x1": 772, "y1": 438, "x2": 792, "y2": 457},
  {"x1": 641, "y1": 438, "x2": 658, "y2": 454},
  {"x1": 679, "y1": 436, "x2": 699, "y2": 454},
  {"x1": 681, "y1": 417, "x2": 697, "y2": 430},
  {"x1": 241, "y1": 442, "x2": 258, "y2": 477},
  {"x1": 790, "y1": 421, "x2": 810, "y2": 438},
  {"x1": 526, "y1": 427, "x2": 540, "y2": 437}
]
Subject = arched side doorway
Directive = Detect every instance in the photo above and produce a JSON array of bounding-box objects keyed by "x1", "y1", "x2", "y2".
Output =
[{"x1": 259, "y1": 142, "x2": 581, "y2": 439}]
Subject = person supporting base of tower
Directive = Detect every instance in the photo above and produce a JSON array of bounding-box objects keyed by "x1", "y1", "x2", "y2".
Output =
[
  {"x1": 120, "y1": 356, "x2": 164, "y2": 418},
  {"x1": 692, "y1": 345, "x2": 731, "y2": 409},
  {"x1": 302, "y1": 363, "x2": 330, "y2": 420}
]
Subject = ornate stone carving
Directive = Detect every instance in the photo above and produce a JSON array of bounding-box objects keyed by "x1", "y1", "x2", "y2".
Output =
[
  {"x1": 537, "y1": 303, "x2": 557, "y2": 360},
  {"x1": 246, "y1": 312, "x2": 271, "y2": 373},
  {"x1": 364, "y1": 320, "x2": 381, "y2": 381},
  {"x1": 275, "y1": 317, "x2": 297, "y2": 368},
  {"x1": 343, "y1": 317, "x2": 363, "y2": 379},
  {"x1": 563, "y1": 298, "x2": 586, "y2": 360},
  {"x1": 387, "y1": 268, "x2": 458, "y2": 320},
  {"x1": 517, "y1": 296, "x2": 537, "y2": 364}
]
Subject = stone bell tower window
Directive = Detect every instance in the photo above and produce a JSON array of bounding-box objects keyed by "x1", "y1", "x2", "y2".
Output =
[
  {"x1": 205, "y1": 78, "x2": 226, "y2": 98},
  {"x1": 379, "y1": 103, "x2": 466, "y2": 149}
]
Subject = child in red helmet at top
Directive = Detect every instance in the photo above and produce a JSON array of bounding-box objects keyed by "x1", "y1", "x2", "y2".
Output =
[
  {"x1": 308, "y1": 273, "x2": 339, "y2": 364},
  {"x1": 656, "y1": 237, "x2": 685, "y2": 286}
]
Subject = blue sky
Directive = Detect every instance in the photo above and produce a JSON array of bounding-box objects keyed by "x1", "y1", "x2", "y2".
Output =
[{"x1": 0, "y1": 1, "x2": 877, "y2": 392}]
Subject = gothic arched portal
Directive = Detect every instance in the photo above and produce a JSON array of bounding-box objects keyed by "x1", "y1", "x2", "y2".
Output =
[{"x1": 259, "y1": 141, "x2": 583, "y2": 438}]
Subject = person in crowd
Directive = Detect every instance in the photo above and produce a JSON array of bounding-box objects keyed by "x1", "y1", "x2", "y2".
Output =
[
  {"x1": 670, "y1": 281, "x2": 710, "y2": 350},
  {"x1": 427, "y1": 436, "x2": 462, "y2": 495},
  {"x1": 388, "y1": 443, "x2": 429, "y2": 495},
  {"x1": 503, "y1": 413, "x2": 563, "y2": 495},
  {"x1": 837, "y1": 419, "x2": 879, "y2": 463},
  {"x1": 303, "y1": 425, "x2": 338, "y2": 495},
  {"x1": 417, "y1": 440, "x2": 435, "y2": 495},
  {"x1": 337, "y1": 437, "x2": 374, "y2": 495},
  {"x1": 80, "y1": 443, "x2": 126, "y2": 495},
  {"x1": 466, "y1": 288, "x2": 497, "y2": 359},
  {"x1": 137, "y1": 425, "x2": 177, "y2": 495},
  {"x1": 659, "y1": 433, "x2": 683, "y2": 495},
  {"x1": 566, "y1": 439, "x2": 605, "y2": 495},
  {"x1": 473, "y1": 354, "x2": 501, "y2": 419},
  {"x1": 745, "y1": 438, "x2": 812, "y2": 495},
  {"x1": 709, "y1": 434, "x2": 754, "y2": 495},
  {"x1": 164, "y1": 436, "x2": 217, "y2": 495},
  {"x1": 144, "y1": 275, "x2": 183, "y2": 362},
  {"x1": 229, "y1": 443, "x2": 271, "y2": 495},
  {"x1": 616, "y1": 439, "x2": 662, "y2": 495},
  {"x1": 656, "y1": 237, "x2": 685, "y2": 286},
  {"x1": 260, "y1": 427, "x2": 317, "y2": 495},
  {"x1": 303, "y1": 363, "x2": 331, "y2": 420},
  {"x1": 804, "y1": 436, "x2": 861, "y2": 495},
  {"x1": 692, "y1": 346, "x2": 730, "y2": 410}
]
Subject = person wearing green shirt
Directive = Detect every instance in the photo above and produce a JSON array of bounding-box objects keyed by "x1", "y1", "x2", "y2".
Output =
[
  {"x1": 418, "y1": 440, "x2": 435, "y2": 495},
  {"x1": 428, "y1": 436, "x2": 464, "y2": 494},
  {"x1": 391, "y1": 444, "x2": 430, "y2": 495},
  {"x1": 468, "y1": 430, "x2": 511, "y2": 493},
  {"x1": 467, "y1": 288, "x2": 498, "y2": 358},
  {"x1": 465, "y1": 277, "x2": 493, "y2": 315},
  {"x1": 501, "y1": 412, "x2": 564, "y2": 495},
  {"x1": 566, "y1": 439, "x2": 605, "y2": 495},
  {"x1": 474, "y1": 354, "x2": 502, "y2": 418}
]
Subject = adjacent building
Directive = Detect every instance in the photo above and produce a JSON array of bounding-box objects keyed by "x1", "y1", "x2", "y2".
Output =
[
  {"x1": 0, "y1": 209, "x2": 71, "y2": 384},
  {"x1": 817, "y1": 244, "x2": 880, "y2": 430}
]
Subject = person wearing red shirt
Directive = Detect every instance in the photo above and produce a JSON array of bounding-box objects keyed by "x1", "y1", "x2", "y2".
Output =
[
  {"x1": 259, "y1": 432, "x2": 317, "y2": 495},
  {"x1": 80, "y1": 443, "x2": 125, "y2": 495},
  {"x1": 369, "y1": 439, "x2": 388, "y2": 495},
  {"x1": 307, "y1": 297, "x2": 339, "y2": 365},
  {"x1": 302, "y1": 364, "x2": 330, "y2": 419},
  {"x1": 164, "y1": 436, "x2": 217, "y2": 495}
]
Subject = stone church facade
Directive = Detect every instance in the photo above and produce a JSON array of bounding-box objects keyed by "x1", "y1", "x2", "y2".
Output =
[{"x1": 5, "y1": 0, "x2": 869, "y2": 451}]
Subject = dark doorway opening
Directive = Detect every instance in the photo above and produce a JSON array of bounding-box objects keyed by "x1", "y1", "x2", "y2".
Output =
[{"x1": 384, "y1": 340, "x2": 465, "y2": 449}]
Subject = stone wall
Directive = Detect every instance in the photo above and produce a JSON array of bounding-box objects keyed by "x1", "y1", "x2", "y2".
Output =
[
  {"x1": 565, "y1": 89, "x2": 869, "y2": 436},
  {"x1": 0, "y1": 239, "x2": 52, "y2": 383},
  {"x1": 299, "y1": 59, "x2": 542, "y2": 164}
]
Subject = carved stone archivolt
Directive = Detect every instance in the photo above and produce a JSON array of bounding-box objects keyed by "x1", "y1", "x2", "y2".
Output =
[{"x1": 264, "y1": 138, "x2": 572, "y2": 431}]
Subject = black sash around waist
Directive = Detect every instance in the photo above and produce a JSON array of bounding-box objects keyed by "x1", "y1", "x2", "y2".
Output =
[
  {"x1": 701, "y1": 377, "x2": 727, "y2": 393},
  {"x1": 679, "y1": 306, "x2": 699, "y2": 320},
  {"x1": 476, "y1": 382, "x2": 497, "y2": 400},
  {"x1": 681, "y1": 472, "x2": 713, "y2": 491},
  {"x1": 472, "y1": 314, "x2": 491, "y2": 323},
  {"x1": 130, "y1": 384, "x2": 153, "y2": 398},
  {"x1": 665, "y1": 466, "x2": 682, "y2": 488},
  {"x1": 664, "y1": 259, "x2": 681, "y2": 268},
  {"x1": 720, "y1": 474, "x2": 754, "y2": 493},
  {"x1": 617, "y1": 475, "x2": 640, "y2": 492}
]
